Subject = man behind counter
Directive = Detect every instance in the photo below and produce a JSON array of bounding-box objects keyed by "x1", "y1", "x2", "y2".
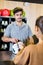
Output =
[{"x1": 2, "y1": 7, "x2": 32, "y2": 55}]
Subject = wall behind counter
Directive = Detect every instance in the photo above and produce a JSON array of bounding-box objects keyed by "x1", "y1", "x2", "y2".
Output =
[{"x1": 0, "y1": 0, "x2": 43, "y2": 34}]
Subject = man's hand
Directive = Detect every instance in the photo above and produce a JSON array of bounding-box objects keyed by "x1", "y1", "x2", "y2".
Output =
[{"x1": 10, "y1": 38, "x2": 18, "y2": 43}]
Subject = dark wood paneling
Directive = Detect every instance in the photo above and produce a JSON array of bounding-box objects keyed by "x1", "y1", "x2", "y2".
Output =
[{"x1": 6, "y1": 0, "x2": 43, "y2": 4}]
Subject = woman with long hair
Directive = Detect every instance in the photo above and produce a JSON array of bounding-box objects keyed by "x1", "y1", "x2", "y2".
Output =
[{"x1": 13, "y1": 16, "x2": 43, "y2": 65}]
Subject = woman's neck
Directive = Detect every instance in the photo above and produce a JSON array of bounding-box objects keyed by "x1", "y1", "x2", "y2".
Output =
[{"x1": 38, "y1": 38, "x2": 43, "y2": 44}]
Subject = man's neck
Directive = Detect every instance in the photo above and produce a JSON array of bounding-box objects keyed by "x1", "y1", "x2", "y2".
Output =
[{"x1": 16, "y1": 21, "x2": 23, "y2": 26}]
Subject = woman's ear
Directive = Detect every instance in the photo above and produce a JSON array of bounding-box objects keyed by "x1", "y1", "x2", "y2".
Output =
[{"x1": 35, "y1": 26, "x2": 39, "y2": 32}]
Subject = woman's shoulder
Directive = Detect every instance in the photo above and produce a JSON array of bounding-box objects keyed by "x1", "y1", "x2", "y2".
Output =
[{"x1": 25, "y1": 44, "x2": 36, "y2": 51}]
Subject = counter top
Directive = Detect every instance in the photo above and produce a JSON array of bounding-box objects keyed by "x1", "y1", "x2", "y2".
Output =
[
  {"x1": 0, "y1": 51, "x2": 13, "y2": 61},
  {"x1": 0, "y1": 51, "x2": 15, "y2": 65}
]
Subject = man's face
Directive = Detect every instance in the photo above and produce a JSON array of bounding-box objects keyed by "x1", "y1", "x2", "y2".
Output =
[{"x1": 14, "y1": 11, "x2": 23, "y2": 22}]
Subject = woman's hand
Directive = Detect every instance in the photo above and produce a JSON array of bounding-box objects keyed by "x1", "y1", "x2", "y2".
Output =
[{"x1": 18, "y1": 42, "x2": 25, "y2": 50}]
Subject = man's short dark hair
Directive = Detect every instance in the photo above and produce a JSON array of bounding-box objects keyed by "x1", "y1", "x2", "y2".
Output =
[{"x1": 13, "y1": 7, "x2": 23, "y2": 15}]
